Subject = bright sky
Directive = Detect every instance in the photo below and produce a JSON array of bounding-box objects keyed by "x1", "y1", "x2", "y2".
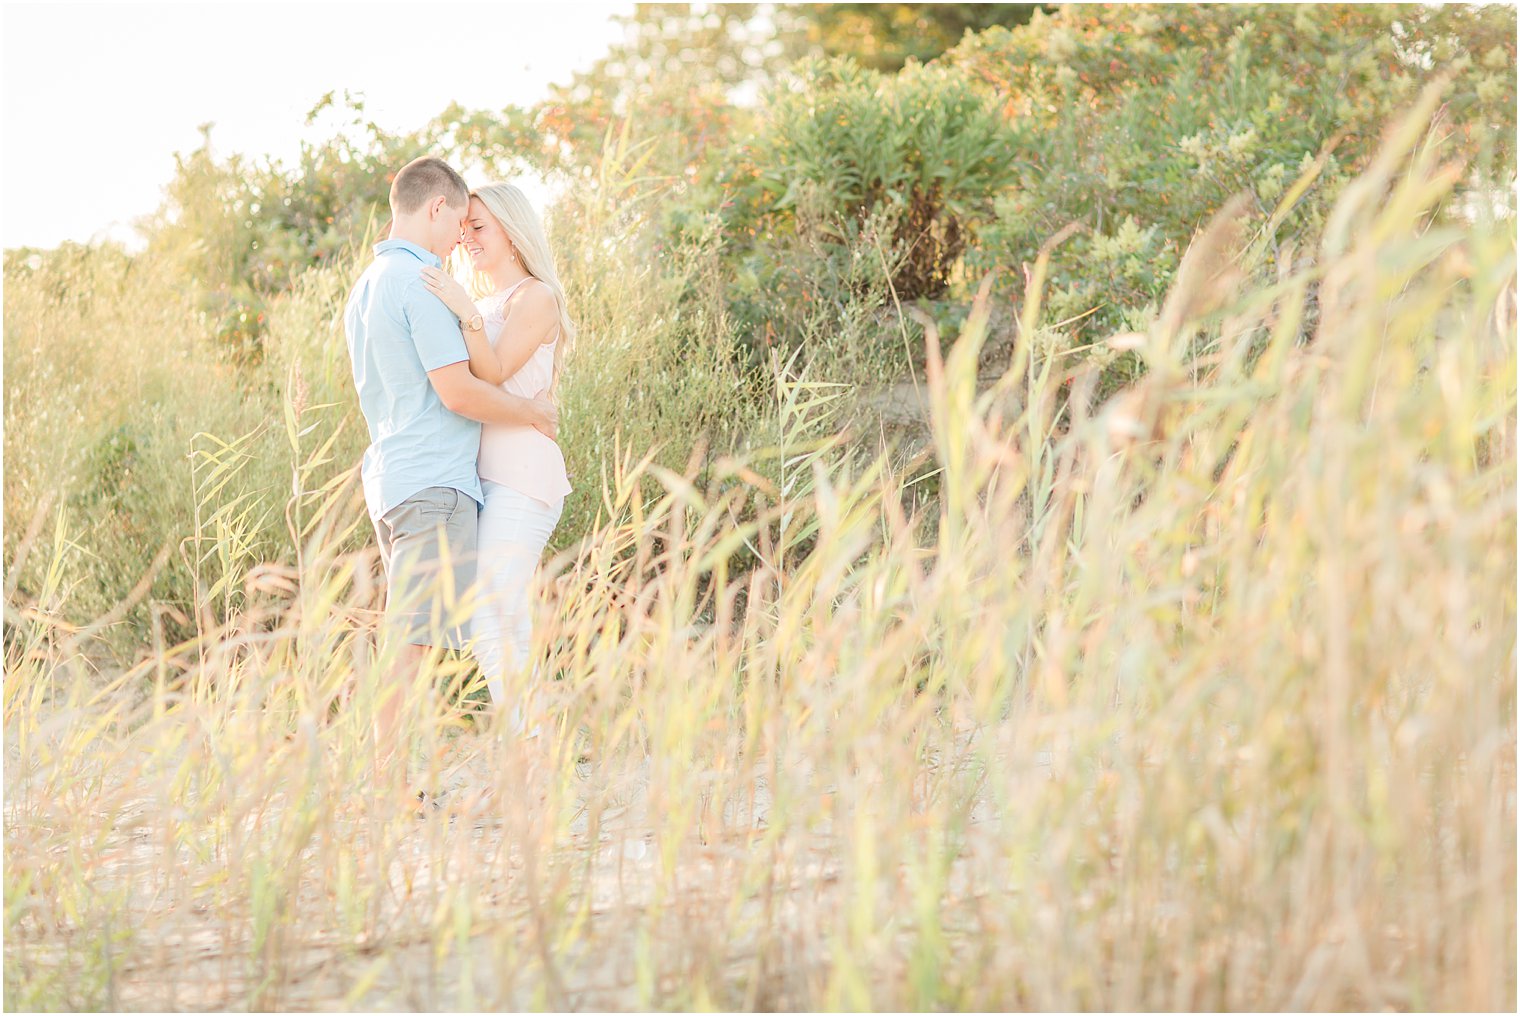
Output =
[{"x1": 1, "y1": 0, "x2": 635, "y2": 250}]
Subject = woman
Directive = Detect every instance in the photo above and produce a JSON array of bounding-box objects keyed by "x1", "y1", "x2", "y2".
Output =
[{"x1": 421, "y1": 183, "x2": 573, "y2": 730}]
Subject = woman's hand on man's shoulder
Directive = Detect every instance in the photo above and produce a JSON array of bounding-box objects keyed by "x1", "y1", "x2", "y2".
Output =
[{"x1": 420, "y1": 265, "x2": 476, "y2": 320}]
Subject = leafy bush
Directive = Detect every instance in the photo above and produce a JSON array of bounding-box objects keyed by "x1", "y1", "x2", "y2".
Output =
[
  {"x1": 949, "y1": 3, "x2": 1517, "y2": 361},
  {"x1": 798, "y1": 3, "x2": 1045, "y2": 72},
  {"x1": 144, "y1": 94, "x2": 526, "y2": 364},
  {"x1": 708, "y1": 56, "x2": 1017, "y2": 363}
]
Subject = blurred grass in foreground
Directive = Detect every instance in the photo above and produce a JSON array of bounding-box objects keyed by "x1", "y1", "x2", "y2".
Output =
[{"x1": 4, "y1": 87, "x2": 1515, "y2": 1010}]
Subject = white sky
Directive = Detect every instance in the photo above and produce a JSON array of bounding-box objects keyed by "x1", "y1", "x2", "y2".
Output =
[{"x1": 1, "y1": 0, "x2": 635, "y2": 250}]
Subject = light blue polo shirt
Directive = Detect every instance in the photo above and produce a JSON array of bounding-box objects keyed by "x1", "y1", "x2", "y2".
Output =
[{"x1": 344, "y1": 238, "x2": 484, "y2": 520}]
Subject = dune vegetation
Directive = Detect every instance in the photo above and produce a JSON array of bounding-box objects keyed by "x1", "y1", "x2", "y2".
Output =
[{"x1": 4, "y1": 5, "x2": 1515, "y2": 1010}]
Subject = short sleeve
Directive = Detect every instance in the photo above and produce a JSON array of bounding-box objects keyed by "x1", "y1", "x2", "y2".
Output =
[{"x1": 401, "y1": 278, "x2": 469, "y2": 372}]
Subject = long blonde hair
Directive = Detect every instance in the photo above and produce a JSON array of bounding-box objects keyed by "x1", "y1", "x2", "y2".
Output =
[{"x1": 469, "y1": 182, "x2": 575, "y2": 394}]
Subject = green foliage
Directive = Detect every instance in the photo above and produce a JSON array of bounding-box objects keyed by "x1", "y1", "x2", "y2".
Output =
[
  {"x1": 490, "y1": 3, "x2": 1043, "y2": 180},
  {"x1": 949, "y1": 3, "x2": 1517, "y2": 356},
  {"x1": 490, "y1": 2, "x2": 1046, "y2": 186},
  {"x1": 799, "y1": 3, "x2": 1044, "y2": 71},
  {"x1": 492, "y1": 4, "x2": 786, "y2": 182},
  {"x1": 545, "y1": 127, "x2": 760, "y2": 546},
  {"x1": 707, "y1": 56, "x2": 1016, "y2": 371},
  {"x1": 144, "y1": 94, "x2": 526, "y2": 364}
]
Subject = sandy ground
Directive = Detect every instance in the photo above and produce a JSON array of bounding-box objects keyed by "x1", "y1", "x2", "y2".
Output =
[{"x1": 11, "y1": 726, "x2": 1012, "y2": 1011}]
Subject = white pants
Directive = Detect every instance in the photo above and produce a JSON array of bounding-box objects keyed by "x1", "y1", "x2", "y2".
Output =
[{"x1": 472, "y1": 481, "x2": 562, "y2": 716}]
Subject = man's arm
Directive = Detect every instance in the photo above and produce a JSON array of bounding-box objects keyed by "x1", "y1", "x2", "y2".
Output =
[
  {"x1": 428, "y1": 361, "x2": 558, "y2": 437},
  {"x1": 404, "y1": 276, "x2": 558, "y2": 436}
]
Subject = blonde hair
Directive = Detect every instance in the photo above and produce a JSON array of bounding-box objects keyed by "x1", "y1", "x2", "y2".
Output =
[{"x1": 468, "y1": 182, "x2": 576, "y2": 393}]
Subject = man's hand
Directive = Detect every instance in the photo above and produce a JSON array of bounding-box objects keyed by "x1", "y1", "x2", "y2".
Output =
[{"x1": 531, "y1": 396, "x2": 559, "y2": 440}]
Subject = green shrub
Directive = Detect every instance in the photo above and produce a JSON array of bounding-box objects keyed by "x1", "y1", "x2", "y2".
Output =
[
  {"x1": 949, "y1": 3, "x2": 1517, "y2": 364},
  {"x1": 708, "y1": 55, "x2": 1017, "y2": 365},
  {"x1": 143, "y1": 94, "x2": 527, "y2": 364}
]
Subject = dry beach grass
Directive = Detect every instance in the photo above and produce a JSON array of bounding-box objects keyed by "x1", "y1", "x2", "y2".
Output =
[{"x1": 4, "y1": 90, "x2": 1516, "y2": 1010}]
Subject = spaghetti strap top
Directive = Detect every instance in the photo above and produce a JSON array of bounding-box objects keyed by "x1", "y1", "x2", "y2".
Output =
[{"x1": 475, "y1": 280, "x2": 571, "y2": 505}]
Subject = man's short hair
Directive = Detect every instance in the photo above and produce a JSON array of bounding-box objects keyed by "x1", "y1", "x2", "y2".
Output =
[{"x1": 390, "y1": 156, "x2": 469, "y2": 215}]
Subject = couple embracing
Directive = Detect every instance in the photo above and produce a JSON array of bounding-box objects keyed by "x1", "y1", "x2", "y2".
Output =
[{"x1": 343, "y1": 156, "x2": 571, "y2": 782}]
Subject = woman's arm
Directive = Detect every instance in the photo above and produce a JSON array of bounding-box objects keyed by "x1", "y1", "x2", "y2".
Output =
[
  {"x1": 427, "y1": 362, "x2": 557, "y2": 436},
  {"x1": 420, "y1": 266, "x2": 507, "y2": 384},
  {"x1": 491, "y1": 283, "x2": 559, "y2": 386},
  {"x1": 460, "y1": 317, "x2": 506, "y2": 386}
]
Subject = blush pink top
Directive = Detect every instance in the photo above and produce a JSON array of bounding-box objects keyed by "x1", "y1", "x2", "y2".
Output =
[{"x1": 475, "y1": 279, "x2": 571, "y2": 505}]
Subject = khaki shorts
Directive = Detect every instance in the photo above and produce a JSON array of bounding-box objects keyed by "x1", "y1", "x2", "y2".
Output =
[{"x1": 374, "y1": 486, "x2": 478, "y2": 649}]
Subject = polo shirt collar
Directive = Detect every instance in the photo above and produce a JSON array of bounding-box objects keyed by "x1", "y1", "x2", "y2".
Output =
[{"x1": 374, "y1": 238, "x2": 442, "y2": 268}]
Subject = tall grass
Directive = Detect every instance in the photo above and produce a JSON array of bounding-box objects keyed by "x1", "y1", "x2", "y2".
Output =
[
  {"x1": 2, "y1": 129, "x2": 761, "y2": 660},
  {"x1": 5, "y1": 92, "x2": 1515, "y2": 1009}
]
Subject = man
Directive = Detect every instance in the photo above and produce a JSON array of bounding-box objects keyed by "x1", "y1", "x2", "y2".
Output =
[{"x1": 343, "y1": 155, "x2": 556, "y2": 793}]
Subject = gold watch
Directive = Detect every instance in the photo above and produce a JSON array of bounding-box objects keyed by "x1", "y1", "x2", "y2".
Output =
[{"x1": 464, "y1": 312, "x2": 484, "y2": 332}]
